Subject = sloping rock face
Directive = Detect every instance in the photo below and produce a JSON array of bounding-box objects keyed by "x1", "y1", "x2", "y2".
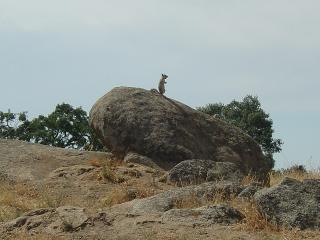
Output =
[
  {"x1": 0, "y1": 207, "x2": 111, "y2": 238},
  {"x1": 0, "y1": 139, "x2": 111, "y2": 182},
  {"x1": 89, "y1": 87, "x2": 269, "y2": 180},
  {"x1": 254, "y1": 177, "x2": 320, "y2": 230}
]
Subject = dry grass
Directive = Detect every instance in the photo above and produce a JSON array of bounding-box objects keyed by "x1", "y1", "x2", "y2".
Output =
[
  {"x1": 39, "y1": 184, "x2": 68, "y2": 208},
  {"x1": 101, "y1": 180, "x2": 159, "y2": 207},
  {"x1": 0, "y1": 181, "x2": 69, "y2": 222},
  {"x1": 239, "y1": 167, "x2": 320, "y2": 187},
  {"x1": 241, "y1": 174, "x2": 261, "y2": 186},
  {"x1": 173, "y1": 189, "x2": 231, "y2": 209},
  {"x1": 88, "y1": 158, "x2": 127, "y2": 183},
  {"x1": 101, "y1": 185, "x2": 133, "y2": 207},
  {"x1": 269, "y1": 168, "x2": 320, "y2": 186},
  {"x1": 0, "y1": 182, "x2": 40, "y2": 222},
  {"x1": 235, "y1": 200, "x2": 318, "y2": 240},
  {"x1": 88, "y1": 155, "x2": 124, "y2": 167},
  {"x1": 88, "y1": 158, "x2": 103, "y2": 167},
  {"x1": 101, "y1": 164, "x2": 120, "y2": 183},
  {"x1": 1, "y1": 164, "x2": 319, "y2": 239},
  {"x1": 173, "y1": 193, "x2": 317, "y2": 240},
  {"x1": 233, "y1": 200, "x2": 276, "y2": 232},
  {"x1": 169, "y1": 168, "x2": 320, "y2": 239},
  {"x1": 173, "y1": 191, "x2": 203, "y2": 209},
  {"x1": 234, "y1": 168, "x2": 320, "y2": 239},
  {"x1": 7, "y1": 232, "x2": 67, "y2": 240}
]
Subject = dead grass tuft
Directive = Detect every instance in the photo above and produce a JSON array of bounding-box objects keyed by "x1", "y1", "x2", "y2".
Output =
[
  {"x1": 233, "y1": 200, "x2": 276, "y2": 232},
  {"x1": 0, "y1": 181, "x2": 69, "y2": 222},
  {"x1": 8, "y1": 232, "x2": 67, "y2": 240},
  {"x1": 0, "y1": 182, "x2": 40, "y2": 222},
  {"x1": 173, "y1": 189, "x2": 234, "y2": 209},
  {"x1": 38, "y1": 185, "x2": 67, "y2": 208},
  {"x1": 269, "y1": 168, "x2": 320, "y2": 186},
  {"x1": 101, "y1": 185, "x2": 133, "y2": 207},
  {"x1": 101, "y1": 164, "x2": 119, "y2": 183},
  {"x1": 88, "y1": 158, "x2": 103, "y2": 167},
  {"x1": 234, "y1": 200, "x2": 314, "y2": 240},
  {"x1": 241, "y1": 174, "x2": 260, "y2": 186},
  {"x1": 173, "y1": 192, "x2": 203, "y2": 209},
  {"x1": 94, "y1": 160, "x2": 127, "y2": 183},
  {"x1": 101, "y1": 180, "x2": 160, "y2": 207}
]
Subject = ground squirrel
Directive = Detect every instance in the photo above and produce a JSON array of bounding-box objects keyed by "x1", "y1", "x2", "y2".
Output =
[{"x1": 158, "y1": 74, "x2": 168, "y2": 95}]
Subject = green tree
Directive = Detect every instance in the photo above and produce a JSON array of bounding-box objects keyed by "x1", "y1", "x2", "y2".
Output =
[
  {"x1": 0, "y1": 104, "x2": 103, "y2": 151},
  {"x1": 0, "y1": 110, "x2": 27, "y2": 139},
  {"x1": 198, "y1": 95, "x2": 283, "y2": 168}
]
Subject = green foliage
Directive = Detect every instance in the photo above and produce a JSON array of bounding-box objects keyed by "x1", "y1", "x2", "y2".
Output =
[
  {"x1": 0, "y1": 110, "x2": 27, "y2": 139},
  {"x1": 198, "y1": 95, "x2": 283, "y2": 168},
  {"x1": 0, "y1": 103, "x2": 103, "y2": 151}
]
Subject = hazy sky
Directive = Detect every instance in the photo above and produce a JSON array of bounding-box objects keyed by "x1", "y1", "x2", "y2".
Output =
[{"x1": 0, "y1": 0, "x2": 319, "y2": 169}]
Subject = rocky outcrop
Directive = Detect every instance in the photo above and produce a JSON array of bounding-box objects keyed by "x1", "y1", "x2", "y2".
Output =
[
  {"x1": 167, "y1": 160, "x2": 243, "y2": 186},
  {"x1": 89, "y1": 87, "x2": 269, "y2": 181},
  {"x1": 254, "y1": 177, "x2": 320, "y2": 230}
]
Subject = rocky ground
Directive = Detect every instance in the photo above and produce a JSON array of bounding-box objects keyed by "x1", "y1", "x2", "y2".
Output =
[{"x1": 0, "y1": 139, "x2": 319, "y2": 240}]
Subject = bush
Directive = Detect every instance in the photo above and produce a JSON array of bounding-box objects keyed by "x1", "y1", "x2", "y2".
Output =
[{"x1": 198, "y1": 95, "x2": 283, "y2": 168}]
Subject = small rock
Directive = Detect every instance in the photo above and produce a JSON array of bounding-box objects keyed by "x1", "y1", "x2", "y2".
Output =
[
  {"x1": 237, "y1": 183, "x2": 263, "y2": 199},
  {"x1": 56, "y1": 206, "x2": 90, "y2": 230},
  {"x1": 124, "y1": 152, "x2": 162, "y2": 170},
  {"x1": 167, "y1": 160, "x2": 243, "y2": 186}
]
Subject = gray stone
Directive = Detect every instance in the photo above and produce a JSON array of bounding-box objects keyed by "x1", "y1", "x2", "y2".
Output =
[
  {"x1": 120, "y1": 181, "x2": 242, "y2": 214},
  {"x1": 237, "y1": 183, "x2": 263, "y2": 199},
  {"x1": 56, "y1": 206, "x2": 89, "y2": 230},
  {"x1": 254, "y1": 177, "x2": 320, "y2": 230},
  {"x1": 161, "y1": 204, "x2": 244, "y2": 226},
  {"x1": 167, "y1": 160, "x2": 243, "y2": 186},
  {"x1": 3, "y1": 208, "x2": 55, "y2": 233},
  {"x1": 124, "y1": 152, "x2": 162, "y2": 170},
  {"x1": 89, "y1": 87, "x2": 269, "y2": 182},
  {"x1": 0, "y1": 206, "x2": 111, "y2": 236}
]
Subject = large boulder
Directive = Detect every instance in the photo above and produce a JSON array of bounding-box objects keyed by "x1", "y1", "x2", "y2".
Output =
[
  {"x1": 89, "y1": 87, "x2": 269, "y2": 181},
  {"x1": 254, "y1": 177, "x2": 320, "y2": 230}
]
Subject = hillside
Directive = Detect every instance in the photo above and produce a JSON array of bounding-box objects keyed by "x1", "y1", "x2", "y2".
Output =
[{"x1": 0, "y1": 139, "x2": 319, "y2": 240}]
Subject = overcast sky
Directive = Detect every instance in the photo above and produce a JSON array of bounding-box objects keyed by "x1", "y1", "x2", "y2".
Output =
[{"x1": 0, "y1": 0, "x2": 319, "y2": 169}]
